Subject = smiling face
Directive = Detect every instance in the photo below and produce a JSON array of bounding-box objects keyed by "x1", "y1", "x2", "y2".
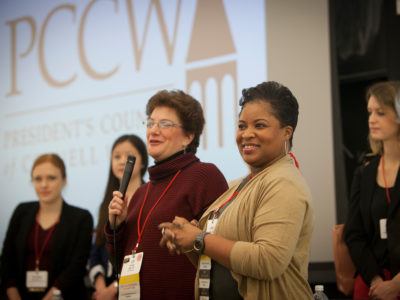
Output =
[
  {"x1": 236, "y1": 100, "x2": 292, "y2": 174},
  {"x1": 146, "y1": 106, "x2": 194, "y2": 162},
  {"x1": 111, "y1": 140, "x2": 143, "y2": 182},
  {"x1": 32, "y1": 162, "x2": 65, "y2": 204},
  {"x1": 368, "y1": 95, "x2": 399, "y2": 142}
]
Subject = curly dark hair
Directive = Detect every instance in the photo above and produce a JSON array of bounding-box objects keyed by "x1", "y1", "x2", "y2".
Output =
[
  {"x1": 146, "y1": 90, "x2": 205, "y2": 153},
  {"x1": 239, "y1": 81, "x2": 299, "y2": 148}
]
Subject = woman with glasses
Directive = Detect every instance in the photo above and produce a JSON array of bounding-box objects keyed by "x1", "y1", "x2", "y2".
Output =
[
  {"x1": 107, "y1": 90, "x2": 228, "y2": 299},
  {"x1": 0, "y1": 153, "x2": 93, "y2": 300},
  {"x1": 160, "y1": 81, "x2": 314, "y2": 300}
]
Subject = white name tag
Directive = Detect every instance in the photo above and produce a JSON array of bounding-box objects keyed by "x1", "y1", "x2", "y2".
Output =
[
  {"x1": 199, "y1": 254, "x2": 212, "y2": 270},
  {"x1": 26, "y1": 270, "x2": 48, "y2": 291},
  {"x1": 199, "y1": 278, "x2": 210, "y2": 289},
  {"x1": 380, "y1": 218, "x2": 387, "y2": 239},
  {"x1": 206, "y1": 218, "x2": 218, "y2": 234},
  {"x1": 119, "y1": 252, "x2": 143, "y2": 300}
]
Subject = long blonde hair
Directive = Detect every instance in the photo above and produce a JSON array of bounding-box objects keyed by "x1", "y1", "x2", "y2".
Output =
[{"x1": 367, "y1": 81, "x2": 400, "y2": 155}]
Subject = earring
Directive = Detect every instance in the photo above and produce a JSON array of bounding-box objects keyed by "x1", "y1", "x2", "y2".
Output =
[
  {"x1": 395, "y1": 90, "x2": 400, "y2": 123},
  {"x1": 284, "y1": 140, "x2": 289, "y2": 155}
]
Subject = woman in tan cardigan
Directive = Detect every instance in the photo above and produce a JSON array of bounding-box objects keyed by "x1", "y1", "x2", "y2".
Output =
[{"x1": 160, "y1": 81, "x2": 314, "y2": 300}]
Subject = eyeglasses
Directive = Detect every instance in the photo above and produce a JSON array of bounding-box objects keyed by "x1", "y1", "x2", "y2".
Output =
[{"x1": 144, "y1": 119, "x2": 182, "y2": 129}]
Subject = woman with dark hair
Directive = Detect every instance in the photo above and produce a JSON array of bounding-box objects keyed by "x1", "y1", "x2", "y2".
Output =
[
  {"x1": 0, "y1": 153, "x2": 93, "y2": 300},
  {"x1": 107, "y1": 90, "x2": 228, "y2": 299},
  {"x1": 345, "y1": 81, "x2": 400, "y2": 300},
  {"x1": 89, "y1": 134, "x2": 148, "y2": 300},
  {"x1": 160, "y1": 81, "x2": 314, "y2": 300}
]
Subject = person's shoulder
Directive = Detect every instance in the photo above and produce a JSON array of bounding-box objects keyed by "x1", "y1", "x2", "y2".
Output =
[
  {"x1": 63, "y1": 201, "x2": 93, "y2": 220},
  {"x1": 259, "y1": 158, "x2": 301, "y2": 181},
  {"x1": 187, "y1": 160, "x2": 224, "y2": 177},
  {"x1": 360, "y1": 153, "x2": 379, "y2": 168},
  {"x1": 258, "y1": 160, "x2": 311, "y2": 195},
  {"x1": 194, "y1": 160, "x2": 221, "y2": 171},
  {"x1": 15, "y1": 201, "x2": 38, "y2": 212},
  {"x1": 181, "y1": 160, "x2": 227, "y2": 190},
  {"x1": 354, "y1": 153, "x2": 379, "y2": 177}
]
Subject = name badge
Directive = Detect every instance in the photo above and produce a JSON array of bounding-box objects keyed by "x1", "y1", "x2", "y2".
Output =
[
  {"x1": 380, "y1": 218, "x2": 387, "y2": 239},
  {"x1": 199, "y1": 254, "x2": 212, "y2": 270},
  {"x1": 206, "y1": 218, "x2": 218, "y2": 234},
  {"x1": 26, "y1": 270, "x2": 48, "y2": 292},
  {"x1": 119, "y1": 252, "x2": 143, "y2": 300}
]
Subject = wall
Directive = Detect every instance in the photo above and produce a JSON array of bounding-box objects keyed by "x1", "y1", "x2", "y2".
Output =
[{"x1": 266, "y1": 0, "x2": 335, "y2": 261}]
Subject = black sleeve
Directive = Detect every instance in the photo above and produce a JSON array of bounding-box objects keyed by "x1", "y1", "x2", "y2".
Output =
[
  {"x1": 344, "y1": 165, "x2": 382, "y2": 285},
  {"x1": 0, "y1": 205, "x2": 24, "y2": 288},
  {"x1": 54, "y1": 210, "x2": 93, "y2": 291},
  {"x1": 88, "y1": 243, "x2": 108, "y2": 285}
]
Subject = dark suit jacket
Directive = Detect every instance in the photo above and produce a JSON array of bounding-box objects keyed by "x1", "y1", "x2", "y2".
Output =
[
  {"x1": 344, "y1": 156, "x2": 400, "y2": 285},
  {"x1": 0, "y1": 201, "x2": 93, "y2": 299}
]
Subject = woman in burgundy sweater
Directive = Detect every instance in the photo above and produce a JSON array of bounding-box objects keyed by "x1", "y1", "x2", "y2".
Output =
[{"x1": 107, "y1": 90, "x2": 228, "y2": 299}]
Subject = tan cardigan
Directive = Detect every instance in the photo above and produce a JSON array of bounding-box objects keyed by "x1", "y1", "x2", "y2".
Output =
[{"x1": 196, "y1": 155, "x2": 314, "y2": 300}]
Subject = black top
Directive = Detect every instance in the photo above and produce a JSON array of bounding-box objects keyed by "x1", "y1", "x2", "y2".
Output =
[
  {"x1": 0, "y1": 201, "x2": 93, "y2": 299},
  {"x1": 211, "y1": 260, "x2": 243, "y2": 300},
  {"x1": 345, "y1": 155, "x2": 400, "y2": 285},
  {"x1": 370, "y1": 186, "x2": 391, "y2": 268}
]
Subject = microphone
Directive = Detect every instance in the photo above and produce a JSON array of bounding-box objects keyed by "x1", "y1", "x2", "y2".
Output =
[
  {"x1": 113, "y1": 155, "x2": 136, "y2": 290},
  {"x1": 119, "y1": 155, "x2": 136, "y2": 197}
]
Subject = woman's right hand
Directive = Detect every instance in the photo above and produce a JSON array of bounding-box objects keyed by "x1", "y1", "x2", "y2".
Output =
[
  {"x1": 92, "y1": 283, "x2": 117, "y2": 300},
  {"x1": 108, "y1": 191, "x2": 127, "y2": 229}
]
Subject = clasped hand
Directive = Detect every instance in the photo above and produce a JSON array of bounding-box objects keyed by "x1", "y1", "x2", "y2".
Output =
[
  {"x1": 159, "y1": 216, "x2": 202, "y2": 255},
  {"x1": 369, "y1": 277, "x2": 400, "y2": 300}
]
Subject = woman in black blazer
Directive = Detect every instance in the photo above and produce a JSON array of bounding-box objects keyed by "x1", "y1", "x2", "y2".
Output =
[
  {"x1": 345, "y1": 81, "x2": 400, "y2": 300},
  {"x1": 0, "y1": 153, "x2": 93, "y2": 300}
]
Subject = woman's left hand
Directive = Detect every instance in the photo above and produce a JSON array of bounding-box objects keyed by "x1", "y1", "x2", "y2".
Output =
[
  {"x1": 159, "y1": 216, "x2": 202, "y2": 254},
  {"x1": 369, "y1": 279, "x2": 400, "y2": 300}
]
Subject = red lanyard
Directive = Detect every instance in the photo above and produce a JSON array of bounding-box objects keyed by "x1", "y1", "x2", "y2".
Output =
[
  {"x1": 214, "y1": 174, "x2": 253, "y2": 217},
  {"x1": 215, "y1": 154, "x2": 300, "y2": 216},
  {"x1": 133, "y1": 170, "x2": 181, "y2": 253},
  {"x1": 289, "y1": 151, "x2": 300, "y2": 169},
  {"x1": 215, "y1": 153, "x2": 300, "y2": 216},
  {"x1": 381, "y1": 156, "x2": 392, "y2": 205},
  {"x1": 34, "y1": 219, "x2": 57, "y2": 270}
]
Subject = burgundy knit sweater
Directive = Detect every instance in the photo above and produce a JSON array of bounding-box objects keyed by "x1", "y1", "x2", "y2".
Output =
[{"x1": 106, "y1": 153, "x2": 228, "y2": 299}]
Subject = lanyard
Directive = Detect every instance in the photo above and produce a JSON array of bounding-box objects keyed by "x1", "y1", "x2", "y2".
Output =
[
  {"x1": 213, "y1": 174, "x2": 253, "y2": 218},
  {"x1": 381, "y1": 156, "x2": 392, "y2": 205},
  {"x1": 133, "y1": 170, "x2": 181, "y2": 253},
  {"x1": 34, "y1": 219, "x2": 57, "y2": 270}
]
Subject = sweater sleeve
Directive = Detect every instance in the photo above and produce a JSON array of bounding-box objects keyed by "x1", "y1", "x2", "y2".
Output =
[
  {"x1": 229, "y1": 177, "x2": 309, "y2": 280},
  {"x1": 54, "y1": 210, "x2": 93, "y2": 291},
  {"x1": 344, "y1": 165, "x2": 381, "y2": 285},
  {"x1": 88, "y1": 244, "x2": 107, "y2": 286}
]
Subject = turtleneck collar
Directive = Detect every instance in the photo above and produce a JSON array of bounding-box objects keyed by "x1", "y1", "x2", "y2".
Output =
[
  {"x1": 148, "y1": 152, "x2": 199, "y2": 182},
  {"x1": 154, "y1": 150, "x2": 184, "y2": 165}
]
